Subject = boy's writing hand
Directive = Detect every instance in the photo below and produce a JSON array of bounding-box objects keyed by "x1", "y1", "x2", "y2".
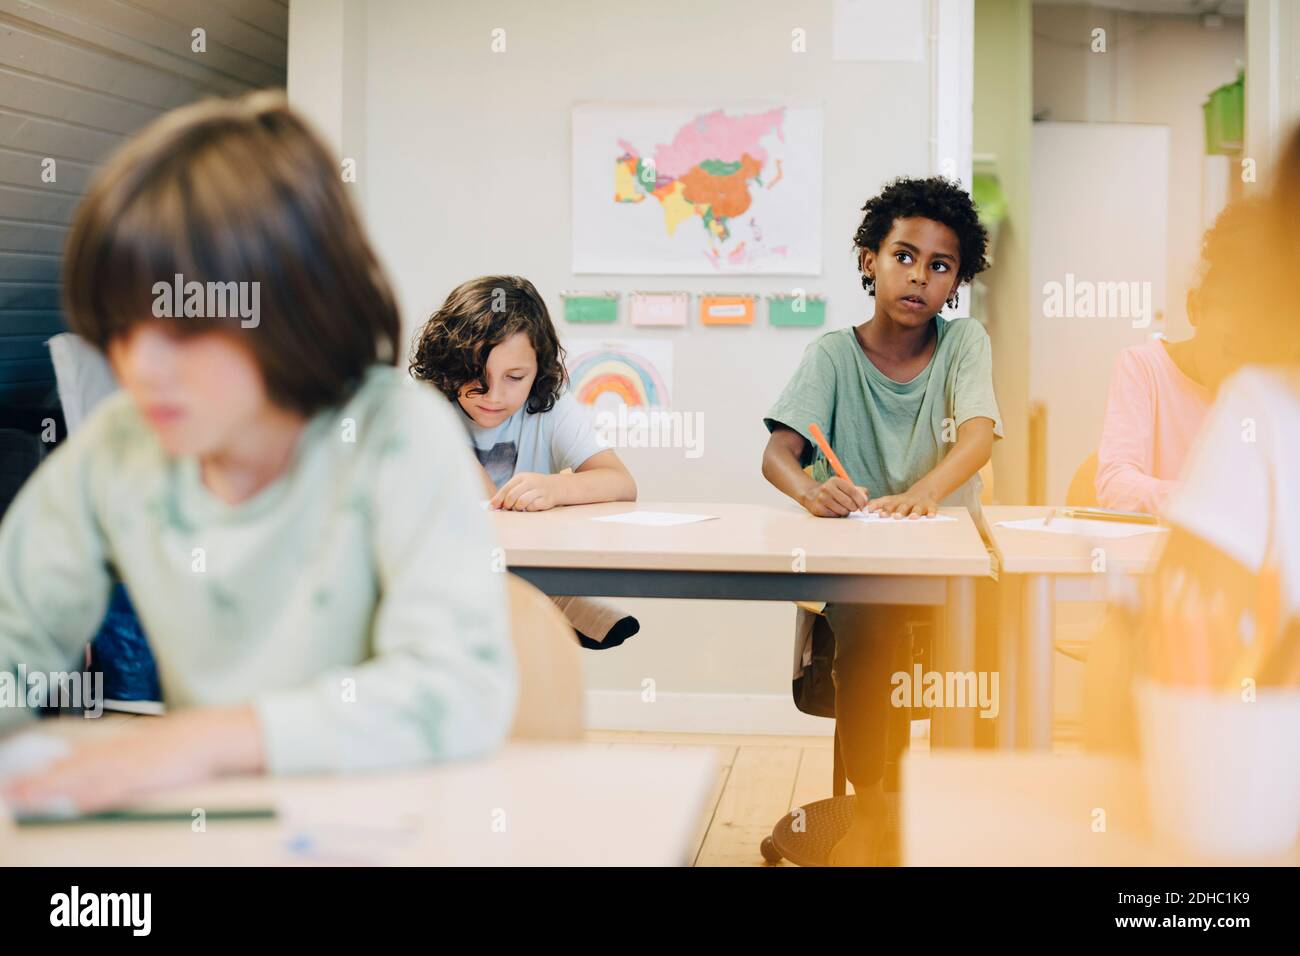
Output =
[
  {"x1": 867, "y1": 486, "x2": 939, "y2": 518},
  {"x1": 801, "y1": 477, "x2": 870, "y2": 517},
  {"x1": 0, "y1": 707, "x2": 262, "y2": 815},
  {"x1": 491, "y1": 472, "x2": 561, "y2": 511}
]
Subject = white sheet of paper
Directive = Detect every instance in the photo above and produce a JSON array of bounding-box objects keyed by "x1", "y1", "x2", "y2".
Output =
[
  {"x1": 848, "y1": 511, "x2": 957, "y2": 523},
  {"x1": 592, "y1": 511, "x2": 718, "y2": 527},
  {"x1": 0, "y1": 731, "x2": 79, "y2": 817},
  {"x1": 0, "y1": 731, "x2": 70, "y2": 783},
  {"x1": 284, "y1": 820, "x2": 419, "y2": 866},
  {"x1": 832, "y1": 0, "x2": 925, "y2": 62},
  {"x1": 995, "y1": 517, "x2": 1169, "y2": 539}
]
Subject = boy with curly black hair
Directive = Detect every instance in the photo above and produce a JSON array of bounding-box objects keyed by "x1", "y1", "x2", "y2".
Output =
[{"x1": 761, "y1": 176, "x2": 1001, "y2": 864}]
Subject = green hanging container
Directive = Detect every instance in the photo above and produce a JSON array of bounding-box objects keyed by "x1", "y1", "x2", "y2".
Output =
[{"x1": 1203, "y1": 71, "x2": 1244, "y2": 155}]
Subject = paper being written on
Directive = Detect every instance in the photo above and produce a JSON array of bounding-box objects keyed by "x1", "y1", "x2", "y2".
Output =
[
  {"x1": 592, "y1": 511, "x2": 718, "y2": 527},
  {"x1": 847, "y1": 510, "x2": 957, "y2": 523}
]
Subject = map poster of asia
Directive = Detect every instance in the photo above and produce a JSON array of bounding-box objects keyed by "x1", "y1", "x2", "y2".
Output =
[{"x1": 571, "y1": 102, "x2": 824, "y2": 275}]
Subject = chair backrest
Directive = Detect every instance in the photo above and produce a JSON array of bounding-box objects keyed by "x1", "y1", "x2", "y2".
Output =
[
  {"x1": 506, "y1": 573, "x2": 584, "y2": 741},
  {"x1": 1066, "y1": 452, "x2": 1100, "y2": 507},
  {"x1": 48, "y1": 333, "x2": 120, "y2": 435}
]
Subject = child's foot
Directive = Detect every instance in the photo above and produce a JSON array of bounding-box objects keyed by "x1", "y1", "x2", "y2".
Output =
[
  {"x1": 576, "y1": 615, "x2": 640, "y2": 650},
  {"x1": 827, "y1": 785, "x2": 889, "y2": 866}
]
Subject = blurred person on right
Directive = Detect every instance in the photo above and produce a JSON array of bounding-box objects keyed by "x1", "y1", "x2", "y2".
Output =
[{"x1": 1086, "y1": 130, "x2": 1300, "y2": 751}]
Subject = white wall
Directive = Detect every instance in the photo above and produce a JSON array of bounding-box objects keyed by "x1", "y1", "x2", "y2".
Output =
[
  {"x1": 1246, "y1": 0, "x2": 1300, "y2": 178},
  {"x1": 286, "y1": 0, "x2": 368, "y2": 210},
  {"x1": 288, "y1": 0, "x2": 940, "y2": 720},
  {"x1": 1033, "y1": 4, "x2": 1244, "y2": 340}
]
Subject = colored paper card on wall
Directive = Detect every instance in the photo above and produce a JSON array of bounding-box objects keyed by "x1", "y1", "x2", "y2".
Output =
[
  {"x1": 629, "y1": 291, "x2": 688, "y2": 327},
  {"x1": 563, "y1": 293, "x2": 619, "y2": 324},
  {"x1": 699, "y1": 294, "x2": 755, "y2": 326},
  {"x1": 769, "y1": 296, "x2": 826, "y2": 327}
]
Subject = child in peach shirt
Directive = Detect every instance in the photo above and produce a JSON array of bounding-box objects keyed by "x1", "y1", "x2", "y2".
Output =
[
  {"x1": 1095, "y1": 340, "x2": 1210, "y2": 513},
  {"x1": 1096, "y1": 199, "x2": 1270, "y2": 513}
]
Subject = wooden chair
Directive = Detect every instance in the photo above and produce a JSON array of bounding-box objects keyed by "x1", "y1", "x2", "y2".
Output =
[
  {"x1": 769, "y1": 461, "x2": 990, "y2": 864},
  {"x1": 1065, "y1": 452, "x2": 1099, "y2": 507},
  {"x1": 505, "y1": 573, "x2": 585, "y2": 741}
]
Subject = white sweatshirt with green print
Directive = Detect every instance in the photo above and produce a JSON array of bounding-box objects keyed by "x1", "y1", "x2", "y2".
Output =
[{"x1": 0, "y1": 366, "x2": 516, "y2": 773}]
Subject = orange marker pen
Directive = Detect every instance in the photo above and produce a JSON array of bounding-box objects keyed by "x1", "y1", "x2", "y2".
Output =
[{"x1": 808, "y1": 422, "x2": 850, "y2": 484}]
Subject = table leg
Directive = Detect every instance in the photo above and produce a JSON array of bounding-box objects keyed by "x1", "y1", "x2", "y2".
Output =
[
  {"x1": 997, "y1": 576, "x2": 1020, "y2": 750},
  {"x1": 932, "y1": 576, "x2": 976, "y2": 749},
  {"x1": 1022, "y1": 574, "x2": 1055, "y2": 750}
]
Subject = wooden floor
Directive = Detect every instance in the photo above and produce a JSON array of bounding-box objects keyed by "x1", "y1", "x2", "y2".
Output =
[{"x1": 583, "y1": 727, "x2": 932, "y2": 866}]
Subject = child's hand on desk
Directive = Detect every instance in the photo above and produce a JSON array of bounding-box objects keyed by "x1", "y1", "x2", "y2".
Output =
[
  {"x1": 0, "y1": 706, "x2": 263, "y2": 814},
  {"x1": 801, "y1": 477, "x2": 870, "y2": 517},
  {"x1": 867, "y1": 486, "x2": 939, "y2": 518},
  {"x1": 491, "y1": 472, "x2": 561, "y2": 512}
]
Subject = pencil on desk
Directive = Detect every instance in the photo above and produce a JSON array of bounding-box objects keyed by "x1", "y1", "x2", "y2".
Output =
[
  {"x1": 15, "y1": 807, "x2": 277, "y2": 826},
  {"x1": 1059, "y1": 507, "x2": 1161, "y2": 526}
]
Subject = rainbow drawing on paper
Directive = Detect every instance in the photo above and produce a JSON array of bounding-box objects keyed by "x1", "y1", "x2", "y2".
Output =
[{"x1": 565, "y1": 339, "x2": 672, "y2": 410}]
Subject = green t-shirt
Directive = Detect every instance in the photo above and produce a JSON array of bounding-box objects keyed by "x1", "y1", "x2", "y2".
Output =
[{"x1": 763, "y1": 317, "x2": 1002, "y2": 512}]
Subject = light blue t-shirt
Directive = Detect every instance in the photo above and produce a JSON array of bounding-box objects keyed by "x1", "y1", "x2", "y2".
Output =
[{"x1": 465, "y1": 392, "x2": 606, "y2": 488}]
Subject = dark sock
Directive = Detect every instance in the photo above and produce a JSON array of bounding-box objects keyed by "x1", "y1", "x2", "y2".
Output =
[{"x1": 575, "y1": 615, "x2": 640, "y2": 650}]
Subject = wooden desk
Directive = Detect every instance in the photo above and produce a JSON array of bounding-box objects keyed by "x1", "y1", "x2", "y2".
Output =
[
  {"x1": 0, "y1": 737, "x2": 717, "y2": 866},
  {"x1": 982, "y1": 506, "x2": 1168, "y2": 750},
  {"x1": 902, "y1": 751, "x2": 1299, "y2": 866},
  {"x1": 495, "y1": 501, "x2": 992, "y2": 746}
]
